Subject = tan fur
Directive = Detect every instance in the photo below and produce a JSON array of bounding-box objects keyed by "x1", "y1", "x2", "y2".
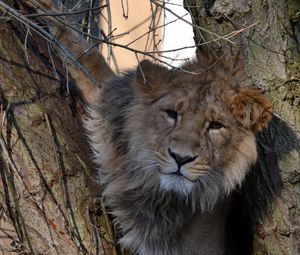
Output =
[
  {"x1": 27, "y1": 0, "x2": 115, "y2": 102},
  {"x1": 84, "y1": 60, "x2": 272, "y2": 255},
  {"x1": 126, "y1": 60, "x2": 272, "y2": 197},
  {"x1": 230, "y1": 88, "x2": 273, "y2": 132}
]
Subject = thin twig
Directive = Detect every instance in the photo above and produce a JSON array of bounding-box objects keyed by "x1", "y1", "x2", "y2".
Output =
[
  {"x1": 47, "y1": 42, "x2": 60, "y2": 80},
  {"x1": 0, "y1": 135, "x2": 35, "y2": 254},
  {"x1": 2, "y1": 1, "x2": 257, "y2": 74},
  {"x1": 150, "y1": 0, "x2": 235, "y2": 44},
  {"x1": 136, "y1": 54, "x2": 147, "y2": 84},
  {"x1": 44, "y1": 113, "x2": 88, "y2": 254},
  {"x1": 120, "y1": 0, "x2": 129, "y2": 19},
  {"x1": 22, "y1": 5, "x2": 107, "y2": 18},
  {"x1": 24, "y1": 24, "x2": 31, "y2": 64},
  {"x1": 126, "y1": 13, "x2": 188, "y2": 47},
  {"x1": 104, "y1": 0, "x2": 112, "y2": 65},
  {"x1": 0, "y1": 1, "x2": 100, "y2": 86},
  {"x1": 100, "y1": 197, "x2": 118, "y2": 255}
]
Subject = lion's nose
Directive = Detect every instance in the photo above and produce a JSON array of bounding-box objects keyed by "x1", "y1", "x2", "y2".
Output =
[{"x1": 168, "y1": 148, "x2": 198, "y2": 167}]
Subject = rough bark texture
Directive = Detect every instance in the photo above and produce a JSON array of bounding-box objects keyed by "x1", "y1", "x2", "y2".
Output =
[
  {"x1": 184, "y1": 0, "x2": 300, "y2": 254},
  {"x1": 0, "y1": 1, "x2": 119, "y2": 254}
]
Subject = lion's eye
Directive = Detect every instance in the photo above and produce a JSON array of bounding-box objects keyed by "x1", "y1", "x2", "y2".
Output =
[
  {"x1": 165, "y1": 110, "x2": 178, "y2": 121},
  {"x1": 208, "y1": 121, "x2": 224, "y2": 130}
]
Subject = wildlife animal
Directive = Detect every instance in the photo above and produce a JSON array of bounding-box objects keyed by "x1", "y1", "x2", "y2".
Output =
[
  {"x1": 82, "y1": 59, "x2": 272, "y2": 255},
  {"x1": 33, "y1": 1, "x2": 273, "y2": 254}
]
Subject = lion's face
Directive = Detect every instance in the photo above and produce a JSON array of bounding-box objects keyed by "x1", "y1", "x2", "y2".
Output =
[{"x1": 126, "y1": 61, "x2": 272, "y2": 197}]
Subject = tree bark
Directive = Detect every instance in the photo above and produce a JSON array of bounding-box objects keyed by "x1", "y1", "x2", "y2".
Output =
[
  {"x1": 0, "y1": 1, "x2": 119, "y2": 254},
  {"x1": 184, "y1": 0, "x2": 300, "y2": 254}
]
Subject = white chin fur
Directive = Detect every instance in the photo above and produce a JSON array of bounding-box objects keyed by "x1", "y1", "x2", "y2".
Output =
[{"x1": 159, "y1": 174, "x2": 195, "y2": 196}]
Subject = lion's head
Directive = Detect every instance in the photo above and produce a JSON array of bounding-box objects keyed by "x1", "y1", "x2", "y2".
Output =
[{"x1": 124, "y1": 60, "x2": 272, "y2": 208}]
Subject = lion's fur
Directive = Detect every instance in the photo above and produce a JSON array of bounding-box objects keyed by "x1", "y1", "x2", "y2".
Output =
[{"x1": 84, "y1": 60, "x2": 272, "y2": 255}]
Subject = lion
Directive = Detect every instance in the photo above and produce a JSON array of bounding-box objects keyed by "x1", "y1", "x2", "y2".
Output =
[
  {"x1": 31, "y1": 1, "x2": 273, "y2": 254},
  {"x1": 83, "y1": 59, "x2": 272, "y2": 255}
]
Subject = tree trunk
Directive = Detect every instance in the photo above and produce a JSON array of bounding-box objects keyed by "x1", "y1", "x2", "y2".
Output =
[
  {"x1": 184, "y1": 0, "x2": 300, "y2": 254},
  {"x1": 0, "y1": 1, "x2": 119, "y2": 254}
]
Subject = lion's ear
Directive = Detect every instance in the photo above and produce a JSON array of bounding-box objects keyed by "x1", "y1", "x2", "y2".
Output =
[
  {"x1": 135, "y1": 60, "x2": 172, "y2": 100},
  {"x1": 136, "y1": 60, "x2": 162, "y2": 85},
  {"x1": 230, "y1": 88, "x2": 273, "y2": 133}
]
